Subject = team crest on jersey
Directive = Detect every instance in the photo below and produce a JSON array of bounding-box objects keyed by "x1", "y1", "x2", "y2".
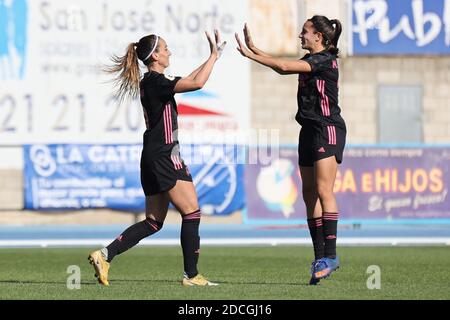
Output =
[{"x1": 165, "y1": 74, "x2": 176, "y2": 81}]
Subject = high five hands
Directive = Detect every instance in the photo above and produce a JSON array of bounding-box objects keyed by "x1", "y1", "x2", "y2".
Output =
[
  {"x1": 205, "y1": 29, "x2": 227, "y2": 60},
  {"x1": 204, "y1": 24, "x2": 255, "y2": 60},
  {"x1": 235, "y1": 23, "x2": 254, "y2": 58}
]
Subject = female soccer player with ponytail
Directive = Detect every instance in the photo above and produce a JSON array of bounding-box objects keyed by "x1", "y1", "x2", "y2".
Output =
[
  {"x1": 236, "y1": 16, "x2": 346, "y2": 285},
  {"x1": 89, "y1": 30, "x2": 226, "y2": 286}
]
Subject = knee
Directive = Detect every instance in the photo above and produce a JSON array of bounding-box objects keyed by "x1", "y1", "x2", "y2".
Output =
[
  {"x1": 316, "y1": 183, "x2": 334, "y2": 200},
  {"x1": 179, "y1": 203, "x2": 200, "y2": 216},
  {"x1": 302, "y1": 185, "x2": 316, "y2": 199},
  {"x1": 145, "y1": 217, "x2": 163, "y2": 233}
]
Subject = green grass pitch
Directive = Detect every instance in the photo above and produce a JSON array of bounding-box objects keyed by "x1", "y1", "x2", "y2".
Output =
[{"x1": 0, "y1": 246, "x2": 449, "y2": 300}]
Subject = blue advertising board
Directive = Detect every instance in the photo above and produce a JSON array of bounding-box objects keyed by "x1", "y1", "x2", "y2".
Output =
[
  {"x1": 24, "y1": 144, "x2": 245, "y2": 215},
  {"x1": 351, "y1": 0, "x2": 450, "y2": 55}
]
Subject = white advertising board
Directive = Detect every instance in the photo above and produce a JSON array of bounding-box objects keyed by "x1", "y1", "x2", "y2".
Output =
[{"x1": 0, "y1": 0, "x2": 250, "y2": 145}]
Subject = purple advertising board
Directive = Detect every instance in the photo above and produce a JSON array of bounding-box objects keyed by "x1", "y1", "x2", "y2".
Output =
[{"x1": 244, "y1": 146, "x2": 450, "y2": 224}]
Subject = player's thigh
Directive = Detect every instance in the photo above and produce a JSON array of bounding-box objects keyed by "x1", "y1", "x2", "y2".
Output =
[
  {"x1": 314, "y1": 156, "x2": 338, "y2": 191},
  {"x1": 145, "y1": 193, "x2": 170, "y2": 222},
  {"x1": 300, "y1": 166, "x2": 316, "y2": 191},
  {"x1": 167, "y1": 180, "x2": 199, "y2": 215}
]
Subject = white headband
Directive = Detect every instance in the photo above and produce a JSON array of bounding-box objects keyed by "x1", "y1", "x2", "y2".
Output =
[{"x1": 143, "y1": 36, "x2": 159, "y2": 61}]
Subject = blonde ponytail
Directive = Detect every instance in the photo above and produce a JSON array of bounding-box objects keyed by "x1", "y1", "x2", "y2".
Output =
[{"x1": 105, "y1": 43, "x2": 141, "y2": 102}]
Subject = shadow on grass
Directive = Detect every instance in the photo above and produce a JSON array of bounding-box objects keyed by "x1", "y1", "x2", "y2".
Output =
[
  {"x1": 112, "y1": 278, "x2": 311, "y2": 286},
  {"x1": 0, "y1": 280, "x2": 97, "y2": 286},
  {"x1": 0, "y1": 278, "x2": 313, "y2": 287}
]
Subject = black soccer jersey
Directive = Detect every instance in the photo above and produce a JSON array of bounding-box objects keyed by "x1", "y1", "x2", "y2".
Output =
[
  {"x1": 296, "y1": 51, "x2": 346, "y2": 131},
  {"x1": 139, "y1": 71, "x2": 193, "y2": 195},
  {"x1": 139, "y1": 71, "x2": 181, "y2": 157}
]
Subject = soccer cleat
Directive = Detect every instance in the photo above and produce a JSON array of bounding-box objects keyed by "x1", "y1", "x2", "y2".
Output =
[
  {"x1": 309, "y1": 276, "x2": 320, "y2": 285},
  {"x1": 88, "y1": 250, "x2": 110, "y2": 286},
  {"x1": 310, "y1": 260, "x2": 317, "y2": 275},
  {"x1": 312, "y1": 256, "x2": 340, "y2": 280},
  {"x1": 182, "y1": 273, "x2": 218, "y2": 286},
  {"x1": 309, "y1": 260, "x2": 321, "y2": 285}
]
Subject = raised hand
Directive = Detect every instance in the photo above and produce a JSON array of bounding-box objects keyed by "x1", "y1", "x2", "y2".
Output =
[
  {"x1": 205, "y1": 30, "x2": 218, "y2": 57},
  {"x1": 215, "y1": 29, "x2": 227, "y2": 60},
  {"x1": 235, "y1": 32, "x2": 252, "y2": 58},
  {"x1": 243, "y1": 23, "x2": 255, "y2": 50}
]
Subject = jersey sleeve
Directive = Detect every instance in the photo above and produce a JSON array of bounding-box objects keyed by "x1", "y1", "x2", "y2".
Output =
[
  {"x1": 303, "y1": 53, "x2": 331, "y2": 74},
  {"x1": 154, "y1": 73, "x2": 181, "y2": 96}
]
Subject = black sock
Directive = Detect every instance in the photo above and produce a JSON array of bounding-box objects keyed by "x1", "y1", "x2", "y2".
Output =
[
  {"x1": 307, "y1": 217, "x2": 325, "y2": 260},
  {"x1": 106, "y1": 218, "x2": 163, "y2": 262},
  {"x1": 181, "y1": 209, "x2": 201, "y2": 278},
  {"x1": 323, "y1": 212, "x2": 339, "y2": 258}
]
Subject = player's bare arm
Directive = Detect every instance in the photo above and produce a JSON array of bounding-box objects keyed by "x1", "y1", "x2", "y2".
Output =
[
  {"x1": 235, "y1": 31, "x2": 311, "y2": 75},
  {"x1": 176, "y1": 30, "x2": 227, "y2": 93}
]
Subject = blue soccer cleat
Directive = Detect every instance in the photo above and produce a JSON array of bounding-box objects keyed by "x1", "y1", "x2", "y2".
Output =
[
  {"x1": 309, "y1": 261, "x2": 318, "y2": 285},
  {"x1": 309, "y1": 260, "x2": 323, "y2": 285},
  {"x1": 312, "y1": 256, "x2": 340, "y2": 280},
  {"x1": 309, "y1": 276, "x2": 320, "y2": 285}
]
